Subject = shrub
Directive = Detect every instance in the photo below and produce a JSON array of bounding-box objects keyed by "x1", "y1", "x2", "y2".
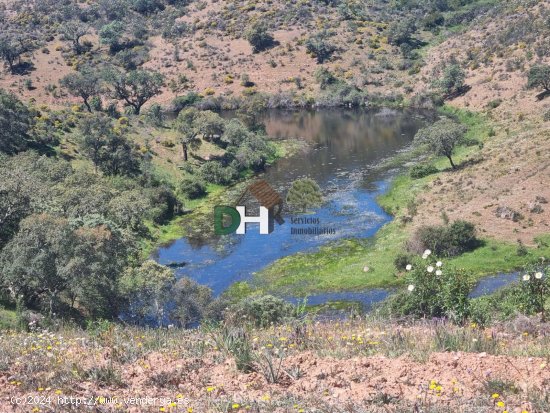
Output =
[
  {"x1": 386, "y1": 19, "x2": 416, "y2": 46},
  {"x1": 145, "y1": 103, "x2": 165, "y2": 127},
  {"x1": 305, "y1": 31, "x2": 337, "y2": 63},
  {"x1": 413, "y1": 220, "x2": 478, "y2": 257},
  {"x1": 388, "y1": 252, "x2": 474, "y2": 323},
  {"x1": 170, "y1": 277, "x2": 215, "y2": 327},
  {"x1": 394, "y1": 252, "x2": 415, "y2": 271},
  {"x1": 470, "y1": 265, "x2": 550, "y2": 323},
  {"x1": 244, "y1": 21, "x2": 275, "y2": 53},
  {"x1": 518, "y1": 265, "x2": 550, "y2": 320},
  {"x1": 441, "y1": 64, "x2": 466, "y2": 96},
  {"x1": 203, "y1": 87, "x2": 215, "y2": 96},
  {"x1": 172, "y1": 92, "x2": 201, "y2": 112},
  {"x1": 410, "y1": 163, "x2": 438, "y2": 179},
  {"x1": 178, "y1": 177, "x2": 207, "y2": 199},
  {"x1": 527, "y1": 64, "x2": 550, "y2": 92},
  {"x1": 486, "y1": 99, "x2": 502, "y2": 109},
  {"x1": 240, "y1": 73, "x2": 255, "y2": 87},
  {"x1": 229, "y1": 295, "x2": 295, "y2": 328},
  {"x1": 286, "y1": 178, "x2": 323, "y2": 212},
  {"x1": 423, "y1": 12, "x2": 445, "y2": 30},
  {"x1": 199, "y1": 161, "x2": 239, "y2": 186}
]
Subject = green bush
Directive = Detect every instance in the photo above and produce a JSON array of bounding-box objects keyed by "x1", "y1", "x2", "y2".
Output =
[
  {"x1": 414, "y1": 220, "x2": 478, "y2": 257},
  {"x1": 145, "y1": 103, "x2": 165, "y2": 127},
  {"x1": 178, "y1": 177, "x2": 207, "y2": 199},
  {"x1": 229, "y1": 295, "x2": 296, "y2": 328},
  {"x1": 243, "y1": 21, "x2": 275, "y2": 53},
  {"x1": 518, "y1": 265, "x2": 550, "y2": 319},
  {"x1": 410, "y1": 163, "x2": 438, "y2": 179},
  {"x1": 199, "y1": 161, "x2": 239, "y2": 186},
  {"x1": 305, "y1": 31, "x2": 337, "y2": 64},
  {"x1": 394, "y1": 252, "x2": 415, "y2": 271},
  {"x1": 286, "y1": 178, "x2": 323, "y2": 212},
  {"x1": 387, "y1": 253, "x2": 474, "y2": 323},
  {"x1": 172, "y1": 92, "x2": 201, "y2": 112},
  {"x1": 470, "y1": 264, "x2": 550, "y2": 323}
]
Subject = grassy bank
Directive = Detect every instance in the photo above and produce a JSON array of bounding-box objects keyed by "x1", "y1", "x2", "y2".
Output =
[{"x1": 251, "y1": 108, "x2": 550, "y2": 297}]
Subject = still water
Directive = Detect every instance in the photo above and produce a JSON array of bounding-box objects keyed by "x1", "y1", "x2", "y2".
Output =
[{"x1": 154, "y1": 108, "x2": 428, "y2": 300}]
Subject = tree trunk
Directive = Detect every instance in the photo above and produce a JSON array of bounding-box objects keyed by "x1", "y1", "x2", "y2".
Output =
[
  {"x1": 83, "y1": 98, "x2": 92, "y2": 112},
  {"x1": 182, "y1": 142, "x2": 188, "y2": 161},
  {"x1": 447, "y1": 155, "x2": 456, "y2": 169}
]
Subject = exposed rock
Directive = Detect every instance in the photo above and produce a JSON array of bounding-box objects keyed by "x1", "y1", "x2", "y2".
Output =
[{"x1": 495, "y1": 206, "x2": 523, "y2": 222}]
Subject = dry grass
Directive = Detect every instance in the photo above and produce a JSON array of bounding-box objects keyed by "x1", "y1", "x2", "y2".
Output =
[{"x1": 1, "y1": 317, "x2": 549, "y2": 412}]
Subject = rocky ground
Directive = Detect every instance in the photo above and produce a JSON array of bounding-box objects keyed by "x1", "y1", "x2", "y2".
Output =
[{"x1": 1, "y1": 318, "x2": 549, "y2": 412}]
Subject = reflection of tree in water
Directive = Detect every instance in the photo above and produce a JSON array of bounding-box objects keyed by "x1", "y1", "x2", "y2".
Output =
[{"x1": 261, "y1": 108, "x2": 429, "y2": 188}]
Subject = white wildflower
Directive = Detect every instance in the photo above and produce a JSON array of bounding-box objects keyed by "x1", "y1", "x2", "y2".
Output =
[
  {"x1": 423, "y1": 249, "x2": 432, "y2": 257},
  {"x1": 436, "y1": 270, "x2": 442, "y2": 276},
  {"x1": 427, "y1": 266, "x2": 434, "y2": 273},
  {"x1": 408, "y1": 284, "x2": 415, "y2": 292},
  {"x1": 406, "y1": 264, "x2": 412, "y2": 271},
  {"x1": 522, "y1": 274, "x2": 530, "y2": 281},
  {"x1": 436, "y1": 261, "x2": 443, "y2": 267},
  {"x1": 535, "y1": 272, "x2": 543, "y2": 279}
]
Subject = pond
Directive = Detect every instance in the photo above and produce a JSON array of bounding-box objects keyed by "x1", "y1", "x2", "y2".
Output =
[{"x1": 153, "y1": 108, "x2": 429, "y2": 299}]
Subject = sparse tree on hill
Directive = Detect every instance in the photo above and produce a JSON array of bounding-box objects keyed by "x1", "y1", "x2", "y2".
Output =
[
  {"x1": 104, "y1": 68, "x2": 164, "y2": 115},
  {"x1": 244, "y1": 21, "x2": 275, "y2": 53},
  {"x1": 0, "y1": 32, "x2": 33, "y2": 73},
  {"x1": 61, "y1": 67, "x2": 102, "y2": 112},
  {"x1": 99, "y1": 20, "x2": 126, "y2": 53},
  {"x1": 386, "y1": 18, "x2": 416, "y2": 46},
  {"x1": 314, "y1": 67, "x2": 337, "y2": 90},
  {"x1": 437, "y1": 64, "x2": 466, "y2": 96},
  {"x1": 305, "y1": 31, "x2": 337, "y2": 63},
  {"x1": 414, "y1": 118, "x2": 466, "y2": 169},
  {"x1": 527, "y1": 64, "x2": 550, "y2": 93},
  {"x1": 60, "y1": 21, "x2": 89, "y2": 55},
  {"x1": 174, "y1": 107, "x2": 202, "y2": 161}
]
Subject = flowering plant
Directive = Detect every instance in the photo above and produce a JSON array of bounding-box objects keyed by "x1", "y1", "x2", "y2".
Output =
[
  {"x1": 398, "y1": 250, "x2": 474, "y2": 323},
  {"x1": 519, "y1": 264, "x2": 549, "y2": 321}
]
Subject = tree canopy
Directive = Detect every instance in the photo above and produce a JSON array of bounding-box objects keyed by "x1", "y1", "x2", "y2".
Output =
[
  {"x1": 527, "y1": 64, "x2": 550, "y2": 92},
  {"x1": 0, "y1": 89, "x2": 32, "y2": 154},
  {"x1": 305, "y1": 31, "x2": 337, "y2": 64},
  {"x1": 414, "y1": 118, "x2": 467, "y2": 169},
  {"x1": 244, "y1": 21, "x2": 275, "y2": 53},
  {"x1": 61, "y1": 67, "x2": 102, "y2": 112},
  {"x1": 78, "y1": 114, "x2": 141, "y2": 176},
  {"x1": 104, "y1": 68, "x2": 164, "y2": 114}
]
